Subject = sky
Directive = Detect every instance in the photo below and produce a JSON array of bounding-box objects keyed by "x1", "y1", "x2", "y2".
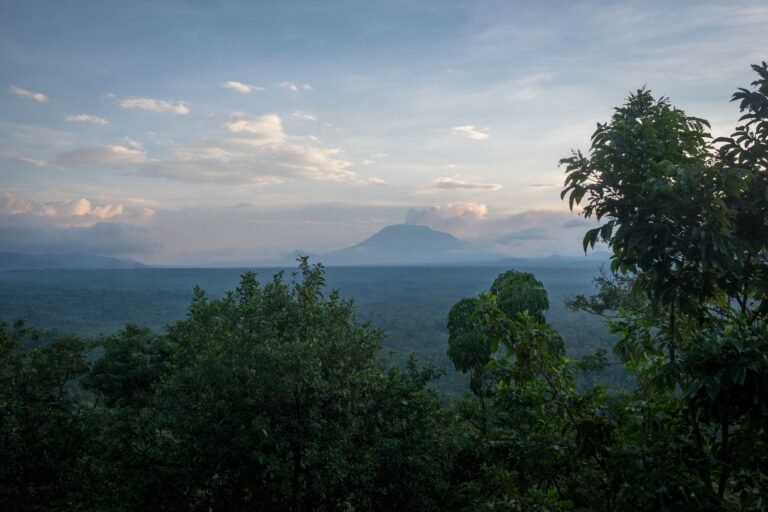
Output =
[{"x1": 1, "y1": 0, "x2": 767, "y2": 264}]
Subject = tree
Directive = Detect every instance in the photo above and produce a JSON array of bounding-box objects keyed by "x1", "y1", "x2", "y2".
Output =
[
  {"x1": 0, "y1": 321, "x2": 92, "y2": 511},
  {"x1": 447, "y1": 62, "x2": 768, "y2": 511},
  {"x1": 86, "y1": 258, "x2": 456, "y2": 511},
  {"x1": 561, "y1": 62, "x2": 768, "y2": 507}
]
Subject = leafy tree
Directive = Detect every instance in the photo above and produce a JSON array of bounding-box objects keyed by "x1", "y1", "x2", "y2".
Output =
[
  {"x1": 561, "y1": 62, "x2": 768, "y2": 507},
  {"x1": 0, "y1": 321, "x2": 92, "y2": 511},
  {"x1": 449, "y1": 62, "x2": 768, "y2": 511},
  {"x1": 86, "y1": 259, "x2": 456, "y2": 511}
]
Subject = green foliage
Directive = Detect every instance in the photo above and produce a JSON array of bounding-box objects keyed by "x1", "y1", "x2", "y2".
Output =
[
  {"x1": 0, "y1": 321, "x2": 92, "y2": 511},
  {"x1": 446, "y1": 63, "x2": 768, "y2": 511},
  {"x1": 2, "y1": 259, "x2": 456, "y2": 511},
  {"x1": 560, "y1": 63, "x2": 768, "y2": 508},
  {"x1": 490, "y1": 270, "x2": 549, "y2": 323},
  {"x1": 3, "y1": 63, "x2": 768, "y2": 512}
]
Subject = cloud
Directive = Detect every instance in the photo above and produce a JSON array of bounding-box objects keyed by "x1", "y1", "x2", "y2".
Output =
[
  {"x1": 66, "y1": 114, "x2": 109, "y2": 125},
  {"x1": 403, "y1": 205, "x2": 599, "y2": 257},
  {"x1": 223, "y1": 113, "x2": 287, "y2": 145},
  {"x1": 0, "y1": 191, "x2": 145, "y2": 225},
  {"x1": 13, "y1": 156, "x2": 49, "y2": 167},
  {"x1": 450, "y1": 125, "x2": 489, "y2": 140},
  {"x1": 122, "y1": 137, "x2": 143, "y2": 150},
  {"x1": 280, "y1": 82, "x2": 312, "y2": 92},
  {"x1": 55, "y1": 144, "x2": 147, "y2": 167},
  {"x1": 0, "y1": 215, "x2": 157, "y2": 256},
  {"x1": 406, "y1": 202, "x2": 489, "y2": 232},
  {"x1": 485, "y1": 210, "x2": 599, "y2": 257},
  {"x1": 142, "y1": 113, "x2": 379, "y2": 186},
  {"x1": 495, "y1": 227, "x2": 552, "y2": 242},
  {"x1": 433, "y1": 176, "x2": 502, "y2": 191},
  {"x1": 505, "y1": 71, "x2": 554, "y2": 101},
  {"x1": 222, "y1": 81, "x2": 265, "y2": 93},
  {"x1": 145, "y1": 143, "x2": 365, "y2": 185},
  {"x1": 292, "y1": 111, "x2": 318, "y2": 121},
  {"x1": 10, "y1": 86, "x2": 48, "y2": 103},
  {"x1": 119, "y1": 97, "x2": 189, "y2": 114}
]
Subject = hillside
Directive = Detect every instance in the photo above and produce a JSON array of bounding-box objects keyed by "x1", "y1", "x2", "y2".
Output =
[{"x1": 0, "y1": 252, "x2": 145, "y2": 270}]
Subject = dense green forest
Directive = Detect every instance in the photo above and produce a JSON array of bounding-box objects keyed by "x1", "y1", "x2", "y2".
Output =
[
  {"x1": 2, "y1": 63, "x2": 767, "y2": 511},
  {"x1": 0, "y1": 263, "x2": 624, "y2": 395}
]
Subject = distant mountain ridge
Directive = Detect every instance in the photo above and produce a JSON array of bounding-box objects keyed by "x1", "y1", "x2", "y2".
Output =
[
  {"x1": 322, "y1": 224, "x2": 496, "y2": 265},
  {"x1": 0, "y1": 252, "x2": 145, "y2": 270}
]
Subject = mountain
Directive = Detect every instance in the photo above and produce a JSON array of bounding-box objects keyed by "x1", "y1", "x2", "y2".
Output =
[
  {"x1": 0, "y1": 252, "x2": 146, "y2": 270},
  {"x1": 492, "y1": 252, "x2": 611, "y2": 269},
  {"x1": 322, "y1": 224, "x2": 496, "y2": 265}
]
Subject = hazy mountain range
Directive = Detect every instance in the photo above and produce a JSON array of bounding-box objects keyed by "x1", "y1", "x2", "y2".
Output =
[
  {"x1": 0, "y1": 252, "x2": 145, "y2": 270},
  {"x1": 0, "y1": 224, "x2": 609, "y2": 269}
]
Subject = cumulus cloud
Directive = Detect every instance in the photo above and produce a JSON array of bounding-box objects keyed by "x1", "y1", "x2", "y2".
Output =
[
  {"x1": 142, "y1": 113, "x2": 380, "y2": 186},
  {"x1": 223, "y1": 113, "x2": 287, "y2": 145},
  {"x1": 10, "y1": 86, "x2": 48, "y2": 103},
  {"x1": 66, "y1": 114, "x2": 109, "y2": 125},
  {"x1": 450, "y1": 125, "x2": 489, "y2": 140},
  {"x1": 292, "y1": 111, "x2": 318, "y2": 121},
  {"x1": 0, "y1": 191, "x2": 154, "y2": 227},
  {"x1": 0, "y1": 215, "x2": 157, "y2": 256},
  {"x1": 0, "y1": 192, "x2": 157, "y2": 261},
  {"x1": 406, "y1": 202, "x2": 489, "y2": 232},
  {"x1": 222, "y1": 81, "x2": 265, "y2": 93},
  {"x1": 119, "y1": 97, "x2": 189, "y2": 114},
  {"x1": 55, "y1": 144, "x2": 147, "y2": 167}
]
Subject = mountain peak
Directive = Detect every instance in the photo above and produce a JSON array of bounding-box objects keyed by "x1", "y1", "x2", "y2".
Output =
[{"x1": 323, "y1": 223, "x2": 494, "y2": 265}]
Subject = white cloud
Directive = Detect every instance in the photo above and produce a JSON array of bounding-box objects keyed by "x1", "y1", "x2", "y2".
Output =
[
  {"x1": 280, "y1": 81, "x2": 311, "y2": 92},
  {"x1": 143, "y1": 113, "x2": 377, "y2": 186},
  {"x1": 0, "y1": 192, "x2": 124, "y2": 223},
  {"x1": 406, "y1": 202, "x2": 489, "y2": 232},
  {"x1": 122, "y1": 137, "x2": 143, "y2": 150},
  {"x1": 223, "y1": 113, "x2": 287, "y2": 145},
  {"x1": 10, "y1": 86, "x2": 48, "y2": 103},
  {"x1": 450, "y1": 125, "x2": 490, "y2": 140},
  {"x1": 55, "y1": 144, "x2": 147, "y2": 167},
  {"x1": 292, "y1": 111, "x2": 318, "y2": 121},
  {"x1": 223, "y1": 81, "x2": 265, "y2": 93},
  {"x1": 15, "y1": 156, "x2": 49, "y2": 167},
  {"x1": 66, "y1": 114, "x2": 109, "y2": 125},
  {"x1": 119, "y1": 97, "x2": 189, "y2": 114},
  {"x1": 0, "y1": 197, "x2": 157, "y2": 255},
  {"x1": 433, "y1": 176, "x2": 502, "y2": 191}
]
